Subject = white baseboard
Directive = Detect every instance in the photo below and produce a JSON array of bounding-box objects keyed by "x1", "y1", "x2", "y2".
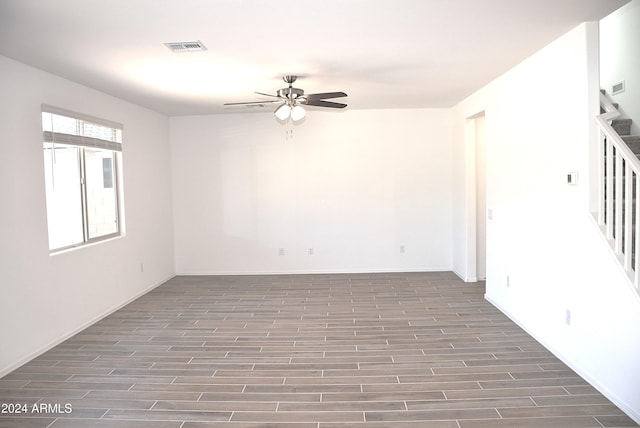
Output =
[
  {"x1": 452, "y1": 268, "x2": 478, "y2": 282},
  {"x1": 175, "y1": 267, "x2": 454, "y2": 276},
  {"x1": 0, "y1": 274, "x2": 175, "y2": 378},
  {"x1": 485, "y1": 294, "x2": 640, "y2": 425}
]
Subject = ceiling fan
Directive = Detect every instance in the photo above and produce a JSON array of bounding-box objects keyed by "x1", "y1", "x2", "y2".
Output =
[{"x1": 224, "y1": 75, "x2": 347, "y2": 122}]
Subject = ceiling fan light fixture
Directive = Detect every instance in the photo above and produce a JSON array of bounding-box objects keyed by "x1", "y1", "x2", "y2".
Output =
[
  {"x1": 291, "y1": 105, "x2": 306, "y2": 121},
  {"x1": 274, "y1": 104, "x2": 291, "y2": 120}
]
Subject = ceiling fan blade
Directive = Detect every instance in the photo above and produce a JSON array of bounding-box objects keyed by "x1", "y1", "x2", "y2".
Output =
[
  {"x1": 303, "y1": 99, "x2": 347, "y2": 109},
  {"x1": 223, "y1": 100, "x2": 283, "y2": 106},
  {"x1": 255, "y1": 91, "x2": 281, "y2": 98},
  {"x1": 305, "y1": 92, "x2": 347, "y2": 101}
]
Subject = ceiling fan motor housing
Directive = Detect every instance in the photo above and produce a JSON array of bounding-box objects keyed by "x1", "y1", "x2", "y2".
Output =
[{"x1": 277, "y1": 86, "x2": 304, "y2": 100}]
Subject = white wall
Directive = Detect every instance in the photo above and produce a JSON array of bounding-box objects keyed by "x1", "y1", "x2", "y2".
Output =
[
  {"x1": 0, "y1": 55, "x2": 175, "y2": 376},
  {"x1": 171, "y1": 109, "x2": 453, "y2": 274},
  {"x1": 453, "y1": 23, "x2": 640, "y2": 422},
  {"x1": 600, "y1": 0, "x2": 640, "y2": 135}
]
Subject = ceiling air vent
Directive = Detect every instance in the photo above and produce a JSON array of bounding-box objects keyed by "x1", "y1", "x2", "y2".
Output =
[{"x1": 164, "y1": 40, "x2": 207, "y2": 53}]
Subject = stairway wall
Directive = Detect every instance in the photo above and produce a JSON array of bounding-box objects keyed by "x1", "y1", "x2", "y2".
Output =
[
  {"x1": 600, "y1": 0, "x2": 640, "y2": 136},
  {"x1": 452, "y1": 22, "x2": 640, "y2": 422}
]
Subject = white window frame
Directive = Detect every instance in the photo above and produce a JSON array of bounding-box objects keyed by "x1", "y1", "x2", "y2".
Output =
[{"x1": 42, "y1": 105, "x2": 124, "y2": 252}]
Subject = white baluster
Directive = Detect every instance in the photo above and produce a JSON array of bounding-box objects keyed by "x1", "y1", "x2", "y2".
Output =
[
  {"x1": 606, "y1": 138, "x2": 614, "y2": 240},
  {"x1": 615, "y1": 150, "x2": 623, "y2": 255},
  {"x1": 599, "y1": 135, "x2": 605, "y2": 225},
  {"x1": 635, "y1": 170, "x2": 640, "y2": 288},
  {"x1": 624, "y1": 161, "x2": 633, "y2": 269}
]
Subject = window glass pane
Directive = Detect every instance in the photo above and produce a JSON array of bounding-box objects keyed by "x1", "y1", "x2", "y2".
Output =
[
  {"x1": 85, "y1": 148, "x2": 118, "y2": 239},
  {"x1": 43, "y1": 143, "x2": 84, "y2": 250},
  {"x1": 42, "y1": 108, "x2": 123, "y2": 252}
]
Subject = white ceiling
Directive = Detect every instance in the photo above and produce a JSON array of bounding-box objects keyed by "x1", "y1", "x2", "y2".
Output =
[{"x1": 0, "y1": 0, "x2": 629, "y2": 116}]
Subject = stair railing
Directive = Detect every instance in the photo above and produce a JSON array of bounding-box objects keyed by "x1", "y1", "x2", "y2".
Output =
[{"x1": 595, "y1": 91, "x2": 640, "y2": 293}]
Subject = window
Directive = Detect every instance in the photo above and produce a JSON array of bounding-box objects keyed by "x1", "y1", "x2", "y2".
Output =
[{"x1": 42, "y1": 106, "x2": 123, "y2": 252}]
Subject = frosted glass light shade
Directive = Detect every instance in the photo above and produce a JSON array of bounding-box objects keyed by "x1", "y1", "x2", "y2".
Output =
[
  {"x1": 291, "y1": 105, "x2": 306, "y2": 121},
  {"x1": 274, "y1": 104, "x2": 291, "y2": 120}
]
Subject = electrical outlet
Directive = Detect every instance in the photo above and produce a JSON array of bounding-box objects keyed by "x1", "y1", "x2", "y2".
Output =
[
  {"x1": 506, "y1": 275, "x2": 510, "y2": 287},
  {"x1": 278, "y1": 248, "x2": 285, "y2": 256},
  {"x1": 400, "y1": 245, "x2": 405, "y2": 254},
  {"x1": 565, "y1": 309, "x2": 571, "y2": 326},
  {"x1": 308, "y1": 248, "x2": 314, "y2": 256}
]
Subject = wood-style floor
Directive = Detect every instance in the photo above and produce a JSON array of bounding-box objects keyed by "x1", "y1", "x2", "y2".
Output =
[{"x1": 0, "y1": 272, "x2": 637, "y2": 427}]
